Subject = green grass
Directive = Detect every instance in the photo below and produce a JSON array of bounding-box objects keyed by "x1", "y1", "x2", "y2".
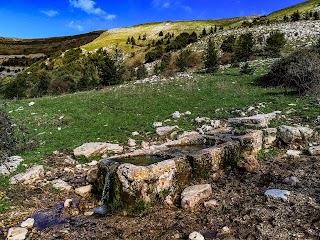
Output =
[
  {"x1": 2, "y1": 65, "x2": 319, "y2": 167},
  {"x1": 268, "y1": 0, "x2": 319, "y2": 20}
]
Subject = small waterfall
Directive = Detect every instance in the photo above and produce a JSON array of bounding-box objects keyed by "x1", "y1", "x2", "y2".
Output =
[{"x1": 100, "y1": 171, "x2": 112, "y2": 205}]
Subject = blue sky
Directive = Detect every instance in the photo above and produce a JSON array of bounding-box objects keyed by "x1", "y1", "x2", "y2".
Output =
[{"x1": 0, "y1": 0, "x2": 305, "y2": 38}]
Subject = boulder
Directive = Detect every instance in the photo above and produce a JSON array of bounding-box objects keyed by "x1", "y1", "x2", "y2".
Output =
[
  {"x1": 204, "y1": 199, "x2": 219, "y2": 208},
  {"x1": 73, "y1": 142, "x2": 123, "y2": 158},
  {"x1": 171, "y1": 111, "x2": 181, "y2": 119},
  {"x1": 128, "y1": 138, "x2": 137, "y2": 147},
  {"x1": 10, "y1": 165, "x2": 44, "y2": 185},
  {"x1": 7, "y1": 227, "x2": 28, "y2": 240},
  {"x1": 75, "y1": 185, "x2": 93, "y2": 198},
  {"x1": 0, "y1": 156, "x2": 24, "y2": 175},
  {"x1": 181, "y1": 184, "x2": 212, "y2": 209},
  {"x1": 156, "y1": 126, "x2": 178, "y2": 136},
  {"x1": 278, "y1": 125, "x2": 314, "y2": 144},
  {"x1": 286, "y1": 150, "x2": 302, "y2": 159},
  {"x1": 308, "y1": 146, "x2": 320, "y2": 156},
  {"x1": 51, "y1": 179, "x2": 73, "y2": 191}
]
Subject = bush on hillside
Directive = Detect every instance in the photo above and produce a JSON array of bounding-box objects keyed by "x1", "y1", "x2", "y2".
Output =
[
  {"x1": 264, "y1": 45, "x2": 320, "y2": 96},
  {"x1": 136, "y1": 64, "x2": 148, "y2": 79},
  {"x1": 145, "y1": 46, "x2": 164, "y2": 63},
  {"x1": 165, "y1": 32, "x2": 198, "y2": 52},
  {"x1": 176, "y1": 50, "x2": 190, "y2": 72},
  {"x1": 221, "y1": 35, "x2": 236, "y2": 53}
]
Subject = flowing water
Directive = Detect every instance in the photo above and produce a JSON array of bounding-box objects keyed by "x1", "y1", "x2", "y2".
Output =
[{"x1": 100, "y1": 171, "x2": 112, "y2": 205}]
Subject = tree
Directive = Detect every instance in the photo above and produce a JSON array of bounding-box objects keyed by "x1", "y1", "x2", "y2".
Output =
[
  {"x1": 204, "y1": 39, "x2": 219, "y2": 73},
  {"x1": 233, "y1": 33, "x2": 254, "y2": 62},
  {"x1": 283, "y1": 15, "x2": 289, "y2": 22},
  {"x1": 291, "y1": 11, "x2": 300, "y2": 22},
  {"x1": 314, "y1": 11, "x2": 319, "y2": 20},
  {"x1": 176, "y1": 50, "x2": 189, "y2": 72},
  {"x1": 221, "y1": 35, "x2": 236, "y2": 53},
  {"x1": 131, "y1": 37, "x2": 136, "y2": 45},
  {"x1": 136, "y1": 64, "x2": 148, "y2": 79},
  {"x1": 202, "y1": 28, "x2": 207, "y2": 36},
  {"x1": 265, "y1": 30, "x2": 286, "y2": 57},
  {"x1": 159, "y1": 31, "x2": 164, "y2": 37},
  {"x1": 209, "y1": 26, "x2": 214, "y2": 35}
]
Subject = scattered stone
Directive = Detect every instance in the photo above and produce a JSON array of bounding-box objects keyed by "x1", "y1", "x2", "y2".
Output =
[
  {"x1": 201, "y1": 125, "x2": 213, "y2": 132},
  {"x1": 184, "y1": 111, "x2": 191, "y2": 115},
  {"x1": 297, "y1": 126, "x2": 314, "y2": 139},
  {"x1": 228, "y1": 112, "x2": 279, "y2": 128},
  {"x1": 210, "y1": 120, "x2": 221, "y2": 128},
  {"x1": 83, "y1": 211, "x2": 94, "y2": 216},
  {"x1": 64, "y1": 199, "x2": 73, "y2": 208},
  {"x1": 28, "y1": 102, "x2": 35, "y2": 106},
  {"x1": 92, "y1": 205, "x2": 108, "y2": 216},
  {"x1": 195, "y1": 117, "x2": 210, "y2": 124},
  {"x1": 20, "y1": 218, "x2": 34, "y2": 229},
  {"x1": 75, "y1": 185, "x2": 92, "y2": 198},
  {"x1": 132, "y1": 131, "x2": 139, "y2": 136},
  {"x1": 181, "y1": 184, "x2": 212, "y2": 209},
  {"x1": 0, "y1": 156, "x2": 24, "y2": 175},
  {"x1": 189, "y1": 231, "x2": 205, "y2": 240},
  {"x1": 73, "y1": 142, "x2": 123, "y2": 158},
  {"x1": 265, "y1": 189, "x2": 290, "y2": 200},
  {"x1": 63, "y1": 156, "x2": 78, "y2": 165},
  {"x1": 221, "y1": 226, "x2": 231, "y2": 235},
  {"x1": 286, "y1": 150, "x2": 302, "y2": 159},
  {"x1": 51, "y1": 179, "x2": 73, "y2": 191},
  {"x1": 308, "y1": 146, "x2": 320, "y2": 156},
  {"x1": 278, "y1": 126, "x2": 301, "y2": 143},
  {"x1": 156, "y1": 126, "x2": 178, "y2": 136},
  {"x1": 284, "y1": 176, "x2": 301, "y2": 186},
  {"x1": 172, "y1": 111, "x2": 181, "y2": 119},
  {"x1": 153, "y1": 122, "x2": 163, "y2": 128},
  {"x1": 178, "y1": 131, "x2": 200, "y2": 140},
  {"x1": 7, "y1": 227, "x2": 28, "y2": 240},
  {"x1": 128, "y1": 138, "x2": 137, "y2": 147},
  {"x1": 204, "y1": 199, "x2": 219, "y2": 208},
  {"x1": 141, "y1": 141, "x2": 150, "y2": 149},
  {"x1": 10, "y1": 165, "x2": 45, "y2": 185}
]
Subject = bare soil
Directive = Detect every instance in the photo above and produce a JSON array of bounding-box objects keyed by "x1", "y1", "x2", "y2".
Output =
[{"x1": 0, "y1": 152, "x2": 319, "y2": 240}]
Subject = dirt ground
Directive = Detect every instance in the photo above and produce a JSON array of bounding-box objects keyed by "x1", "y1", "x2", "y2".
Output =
[{"x1": 0, "y1": 151, "x2": 319, "y2": 240}]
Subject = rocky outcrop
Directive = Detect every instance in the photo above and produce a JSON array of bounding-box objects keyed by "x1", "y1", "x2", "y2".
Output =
[
  {"x1": 73, "y1": 142, "x2": 123, "y2": 158},
  {"x1": 278, "y1": 126, "x2": 314, "y2": 144},
  {"x1": 0, "y1": 156, "x2": 24, "y2": 175},
  {"x1": 228, "y1": 112, "x2": 279, "y2": 128}
]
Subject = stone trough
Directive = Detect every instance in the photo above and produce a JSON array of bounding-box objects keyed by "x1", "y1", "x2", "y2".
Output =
[{"x1": 94, "y1": 128, "x2": 264, "y2": 207}]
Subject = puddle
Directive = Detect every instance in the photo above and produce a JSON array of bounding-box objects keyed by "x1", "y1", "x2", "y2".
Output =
[
  {"x1": 32, "y1": 210, "x2": 67, "y2": 230},
  {"x1": 114, "y1": 155, "x2": 170, "y2": 166}
]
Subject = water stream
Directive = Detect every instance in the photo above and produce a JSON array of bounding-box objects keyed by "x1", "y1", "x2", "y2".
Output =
[{"x1": 100, "y1": 171, "x2": 111, "y2": 205}]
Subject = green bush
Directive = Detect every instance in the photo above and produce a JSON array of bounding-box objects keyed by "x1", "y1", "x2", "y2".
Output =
[
  {"x1": 240, "y1": 62, "x2": 254, "y2": 75},
  {"x1": 176, "y1": 50, "x2": 190, "y2": 72},
  {"x1": 221, "y1": 35, "x2": 236, "y2": 53},
  {"x1": 165, "y1": 32, "x2": 198, "y2": 52},
  {"x1": 204, "y1": 39, "x2": 219, "y2": 73},
  {"x1": 264, "y1": 45, "x2": 320, "y2": 96},
  {"x1": 136, "y1": 64, "x2": 148, "y2": 79}
]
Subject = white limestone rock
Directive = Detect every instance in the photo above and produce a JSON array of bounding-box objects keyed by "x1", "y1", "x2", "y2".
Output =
[
  {"x1": 181, "y1": 184, "x2": 212, "y2": 209},
  {"x1": 51, "y1": 179, "x2": 73, "y2": 191},
  {"x1": 156, "y1": 126, "x2": 178, "y2": 136},
  {"x1": 0, "y1": 156, "x2": 24, "y2": 175},
  {"x1": 73, "y1": 142, "x2": 123, "y2": 158},
  {"x1": 10, "y1": 165, "x2": 44, "y2": 185},
  {"x1": 20, "y1": 218, "x2": 34, "y2": 229},
  {"x1": 189, "y1": 231, "x2": 205, "y2": 240},
  {"x1": 75, "y1": 185, "x2": 93, "y2": 198},
  {"x1": 228, "y1": 112, "x2": 279, "y2": 128},
  {"x1": 171, "y1": 111, "x2": 181, "y2": 119},
  {"x1": 7, "y1": 227, "x2": 28, "y2": 240},
  {"x1": 308, "y1": 146, "x2": 320, "y2": 156}
]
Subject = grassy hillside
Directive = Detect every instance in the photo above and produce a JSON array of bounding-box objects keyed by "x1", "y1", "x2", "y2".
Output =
[
  {"x1": 0, "y1": 31, "x2": 103, "y2": 55},
  {"x1": 82, "y1": 18, "x2": 250, "y2": 54},
  {"x1": 268, "y1": 0, "x2": 320, "y2": 20}
]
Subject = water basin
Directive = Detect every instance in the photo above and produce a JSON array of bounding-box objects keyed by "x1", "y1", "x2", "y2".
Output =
[{"x1": 114, "y1": 155, "x2": 171, "y2": 166}]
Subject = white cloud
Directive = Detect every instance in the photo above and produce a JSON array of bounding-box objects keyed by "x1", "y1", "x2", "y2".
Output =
[
  {"x1": 67, "y1": 21, "x2": 84, "y2": 31},
  {"x1": 41, "y1": 10, "x2": 59, "y2": 17},
  {"x1": 152, "y1": 0, "x2": 192, "y2": 12},
  {"x1": 69, "y1": 0, "x2": 116, "y2": 20}
]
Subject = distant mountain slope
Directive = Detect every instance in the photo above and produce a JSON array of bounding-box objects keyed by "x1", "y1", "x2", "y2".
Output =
[
  {"x1": 82, "y1": 18, "x2": 251, "y2": 53},
  {"x1": 268, "y1": 0, "x2": 320, "y2": 20},
  {"x1": 0, "y1": 31, "x2": 104, "y2": 55}
]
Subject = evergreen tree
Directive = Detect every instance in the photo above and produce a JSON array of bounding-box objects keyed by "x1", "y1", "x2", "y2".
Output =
[
  {"x1": 214, "y1": 25, "x2": 217, "y2": 32},
  {"x1": 159, "y1": 31, "x2": 164, "y2": 37},
  {"x1": 221, "y1": 35, "x2": 236, "y2": 53},
  {"x1": 202, "y1": 28, "x2": 207, "y2": 36},
  {"x1": 209, "y1": 26, "x2": 214, "y2": 35},
  {"x1": 265, "y1": 30, "x2": 286, "y2": 57},
  {"x1": 291, "y1": 11, "x2": 300, "y2": 21},
  {"x1": 233, "y1": 33, "x2": 254, "y2": 62},
  {"x1": 204, "y1": 39, "x2": 219, "y2": 73},
  {"x1": 176, "y1": 50, "x2": 189, "y2": 72},
  {"x1": 314, "y1": 11, "x2": 319, "y2": 20},
  {"x1": 136, "y1": 64, "x2": 148, "y2": 79}
]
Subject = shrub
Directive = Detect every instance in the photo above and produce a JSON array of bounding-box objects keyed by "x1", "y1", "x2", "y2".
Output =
[
  {"x1": 204, "y1": 39, "x2": 219, "y2": 73},
  {"x1": 264, "y1": 45, "x2": 320, "y2": 96},
  {"x1": 145, "y1": 46, "x2": 163, "y2": 63},
  {"x1": 186, "y1": 51, "x2": 202, "y2": 68},
  {"x1": 221, "y1": 52, "x2": 233, "y2": 65},
  {"x1": 176, "y1": 50, "x2": 190, "y2": 72},
  {"x1": 265, "y1": 30, "x2": 286, "y2": 57},
  {"x1": 0, "y1": 108, "x2": 35, "y2": 161},
  {"x1": 165, "y1": 32, "x2": 198, "y2": 52},
  {"x1": 239, "y1": 62, "x2": 254, "y2": 75},
  {"x1": 291, "y1": 11, "x2": 300, "y2": 22}
]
